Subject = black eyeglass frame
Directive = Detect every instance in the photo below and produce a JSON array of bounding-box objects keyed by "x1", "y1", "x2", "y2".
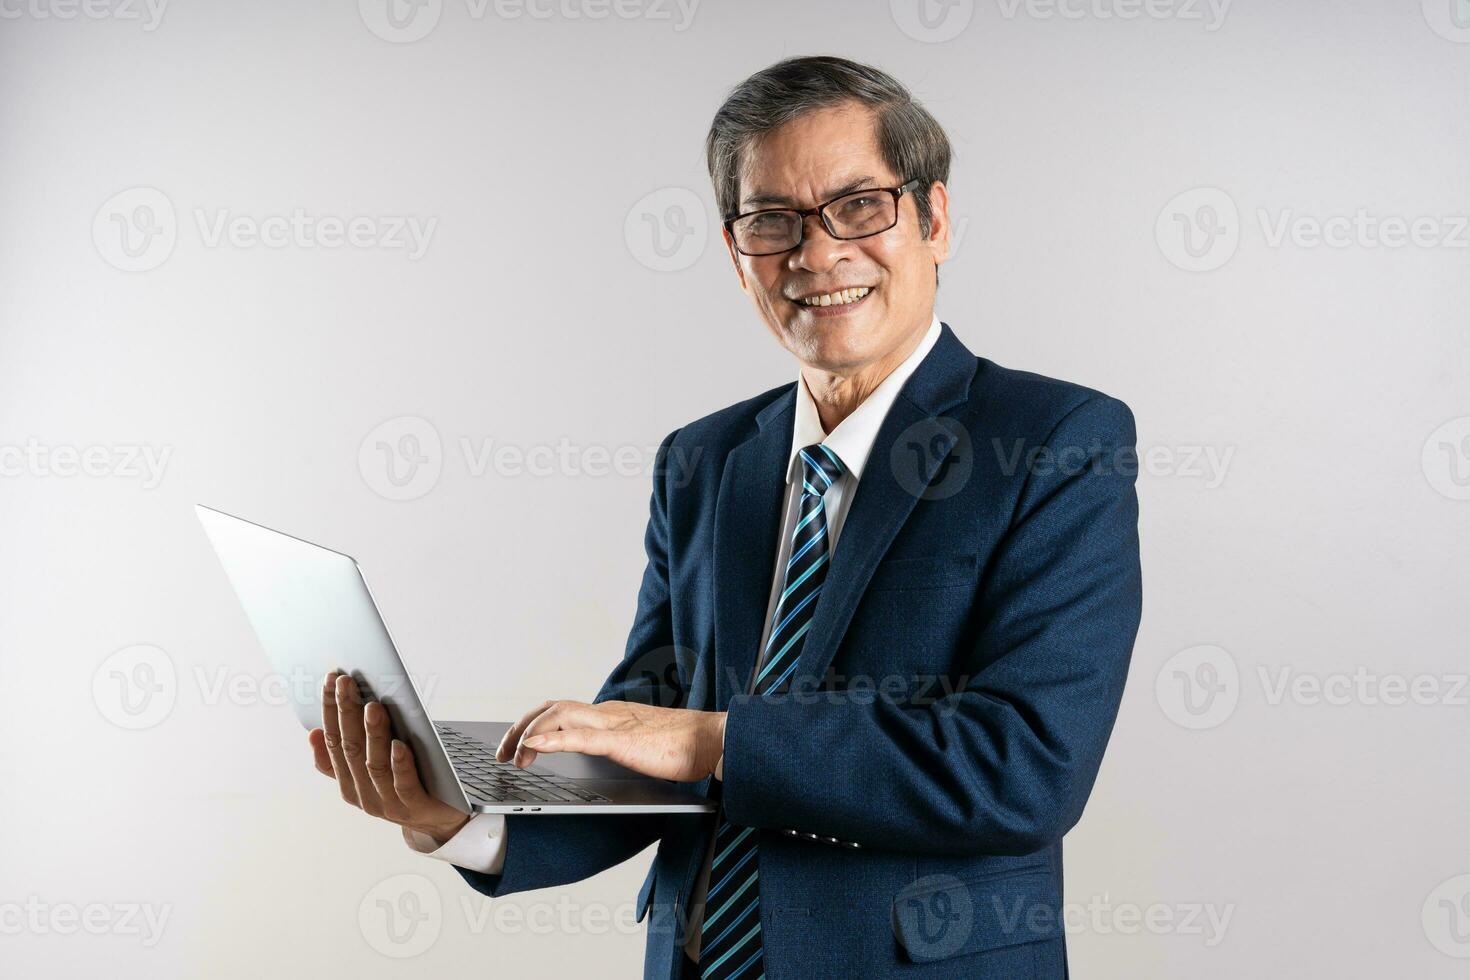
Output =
[{"x1": 722, "y1": 177, "x2": 924, "y2": 256}]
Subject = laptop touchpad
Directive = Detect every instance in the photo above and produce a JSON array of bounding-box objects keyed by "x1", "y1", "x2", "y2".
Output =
[{"x1": 532, "y1": 750, "x2": 646, "y2": 780}]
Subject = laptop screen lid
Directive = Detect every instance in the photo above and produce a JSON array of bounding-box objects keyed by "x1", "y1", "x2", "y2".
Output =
[{"x1": 195, "y1": 504, "x2": 470, "y2": 811}]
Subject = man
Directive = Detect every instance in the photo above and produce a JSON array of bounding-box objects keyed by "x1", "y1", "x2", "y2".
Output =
[{"x1": 309, "y1": 55, "x2": 1142, "y2": 978}]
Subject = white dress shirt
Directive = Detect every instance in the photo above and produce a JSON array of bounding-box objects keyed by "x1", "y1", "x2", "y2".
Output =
[{"x1": 405, "y1": 314, "x2": 945, "y2": 962}]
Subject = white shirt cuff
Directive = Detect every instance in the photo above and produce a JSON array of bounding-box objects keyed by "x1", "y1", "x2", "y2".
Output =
[{"x1": 402, "y1": 812, "x2": 508, "y2": 875}]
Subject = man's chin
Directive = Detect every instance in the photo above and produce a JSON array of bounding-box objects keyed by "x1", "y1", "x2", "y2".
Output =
[
  {"x1": 784, "y1": 317, "x2": 879, "y2": 366},
  {"x1": 794, "y1": 338, "x2": 879, "y2": 376}
]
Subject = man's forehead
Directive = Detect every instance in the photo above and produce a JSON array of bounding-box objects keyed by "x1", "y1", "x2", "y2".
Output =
[
  {"x1": 739, "y1": 172, "x2": 892, "y2": 210},
  {"x1": 737, "y1": 104, "x2": 894, "y2": 209}
]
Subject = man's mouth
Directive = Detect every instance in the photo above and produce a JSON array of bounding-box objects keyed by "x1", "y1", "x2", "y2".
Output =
[{"x1": 791, "y1": 285, "x2": 874, "y2": 314}]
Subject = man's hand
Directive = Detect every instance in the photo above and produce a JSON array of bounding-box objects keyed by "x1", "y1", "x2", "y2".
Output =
[
  {"x1": 495, "y1": 700, "x2": 726, "y2": 783},
  {"x1": 308, "y1": 670, "x2": 470, "y2": 844}
]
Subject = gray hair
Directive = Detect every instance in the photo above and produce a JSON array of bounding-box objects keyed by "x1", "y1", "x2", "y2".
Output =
[{"x1": 704, "y1": 55, "x2": 952, "y2": 240}]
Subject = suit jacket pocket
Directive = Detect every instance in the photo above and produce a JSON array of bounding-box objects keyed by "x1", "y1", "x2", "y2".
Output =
[
  {"x1": 864, "y1": 554, "x2": 978, "y2": 593},
  {"x1": 892, "y1": 868, "x2": 1061, "y2": 963}
]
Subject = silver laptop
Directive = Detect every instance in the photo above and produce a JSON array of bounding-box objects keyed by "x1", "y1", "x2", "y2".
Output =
[{"x1": 196, "y1": 504, "x2": 715, "y2": 816}]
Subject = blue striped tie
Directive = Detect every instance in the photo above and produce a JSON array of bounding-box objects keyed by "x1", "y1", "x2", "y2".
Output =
[{"x1": 699, "y1": 443, "x2": 845, "y2": 980}]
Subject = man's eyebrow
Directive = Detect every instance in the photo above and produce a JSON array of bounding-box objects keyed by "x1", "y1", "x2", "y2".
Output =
[{"x1": 740, "y1": 175, "x2": 879, "y2": 210}]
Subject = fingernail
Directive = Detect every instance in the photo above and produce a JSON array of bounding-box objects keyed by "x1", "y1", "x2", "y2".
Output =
[{"x1": 391, "y1": 739, "x2": 404, "y2": 758}]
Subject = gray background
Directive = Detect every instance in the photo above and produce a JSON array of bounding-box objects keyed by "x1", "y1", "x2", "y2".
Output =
[{"x1": 2, "y1": 0, "x2": 1468, "y2": 976}]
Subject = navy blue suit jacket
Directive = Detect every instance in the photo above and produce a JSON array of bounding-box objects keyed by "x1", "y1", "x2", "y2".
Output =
[{"x1": 455, "y1": 322, "x2": 1142, "y2": 978}]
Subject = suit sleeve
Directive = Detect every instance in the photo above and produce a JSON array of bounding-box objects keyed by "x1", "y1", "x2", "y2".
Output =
[
  {"x1": 455, "y1": 428, "x2": 686, "y2": 897},
  {"x1": 720, "y1": 396, "x2": 1142, "y2": 857}
]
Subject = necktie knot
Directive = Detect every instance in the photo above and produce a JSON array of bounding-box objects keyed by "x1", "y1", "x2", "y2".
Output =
[{"x1": 798, "y1": 443, "x2": 845, "y2": 496}]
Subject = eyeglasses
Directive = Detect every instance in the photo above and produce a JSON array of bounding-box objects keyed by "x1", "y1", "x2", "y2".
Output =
[{"x1": 723, "y1": 178, "x2": 922, "y2": 256}]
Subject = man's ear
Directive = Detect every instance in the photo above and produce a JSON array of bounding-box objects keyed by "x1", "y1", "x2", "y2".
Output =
[
  {"x1": 925, "y1": 180, "x2": 952, "y2": 266},
  {"x1": 722, "y1": 226, "x2": 748, "y2": 291}
]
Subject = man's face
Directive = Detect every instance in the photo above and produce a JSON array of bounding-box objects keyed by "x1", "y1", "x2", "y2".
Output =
[{"x1": 723, "y1": 101, "x2": 950, "y2": 376}]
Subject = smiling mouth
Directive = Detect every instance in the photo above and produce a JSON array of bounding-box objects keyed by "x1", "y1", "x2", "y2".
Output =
[{"x1": 791, "y1": 286, "x2": 874, "y2": 313}]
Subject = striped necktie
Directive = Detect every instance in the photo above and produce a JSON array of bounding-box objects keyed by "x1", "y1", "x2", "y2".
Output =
[{"x1": 699, "y1": 442, "x2": 846, "y2": 980}]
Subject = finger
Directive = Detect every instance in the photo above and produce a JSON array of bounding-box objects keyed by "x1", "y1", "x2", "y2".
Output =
[
  {"x1": 522, "y1": 728, "x2": 619, "y2": 760},
  {"x1": 520, "y1": 701, "x2": 612, "y2": 743},
  {"x1": 363, "y1": 702, "x2": 407, "y2": 821},
  {"x1": 335, "y1": 674, "x2": 384, "y2": 814},
  {"x1": 320, "y1": 671, "x2": 359, "y2": 806},
  {"x1": 389, "y1": 738, "x2": 434, "y2": 811},
  {"x1": 524, "y1": 728, "x2": 685, "y2": 782},
  {"x1": 308, "y1": 728, "x2": 334, "y2": 777},
  {"x1": 514, "y1": 701, "x2": 604, "y2": 768},
  {"x1": 496, "y1": 699, "x2": 557, "y2": 764}
]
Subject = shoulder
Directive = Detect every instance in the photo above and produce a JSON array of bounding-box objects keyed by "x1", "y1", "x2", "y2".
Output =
[
  {"x1": 646, "y1": 381, "x2": 794, "y2": 492},
  {"x1": 965, "y1": 358, "x2": 1136, "y2": 446},
  {"x1": 663, "y1": 380, "x2": 794, "y2": 453}
]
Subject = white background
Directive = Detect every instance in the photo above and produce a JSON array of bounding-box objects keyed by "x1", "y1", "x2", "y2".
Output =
[{"x1": 2, "y1": 0, "x2": 1467, "y2": 976}]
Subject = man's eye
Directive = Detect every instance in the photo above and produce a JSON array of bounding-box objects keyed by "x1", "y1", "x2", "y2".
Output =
[
  {"x1": 839, "y1": 196, "x2": 879, "y2": 214},
  {"x1": 749, "y1": 214, "x2": 791, "y2": 235}
]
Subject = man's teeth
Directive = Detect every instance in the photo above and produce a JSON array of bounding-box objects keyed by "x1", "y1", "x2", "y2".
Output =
[{"x1": 800, "y1": 286, "x2": 871, "y2": 307}]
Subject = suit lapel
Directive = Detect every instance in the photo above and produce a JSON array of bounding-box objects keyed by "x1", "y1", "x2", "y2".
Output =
[
  {"x1": 709, "y1": 322, "x2": 979, "y2": 709},
  {"x1": 712, "y1": 386, "x2": 794, "y2": 712},
  {"x1": 791, "y1": 322, "x2": 979, "y2": 689}
]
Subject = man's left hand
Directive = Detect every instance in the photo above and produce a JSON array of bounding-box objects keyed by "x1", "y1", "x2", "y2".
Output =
[{"x1": 495, "y1": 700, "x2": 726, "y2": 783}]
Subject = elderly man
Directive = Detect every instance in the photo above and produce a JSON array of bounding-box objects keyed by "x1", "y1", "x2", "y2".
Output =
[{"x1": 310, "y1": 55, "x2": 1141, "y2": 979}]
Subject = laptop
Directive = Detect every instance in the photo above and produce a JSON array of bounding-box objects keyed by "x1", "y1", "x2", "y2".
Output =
[{"x1": 196, "y1": 504, "x2": 715, "y2": 816}]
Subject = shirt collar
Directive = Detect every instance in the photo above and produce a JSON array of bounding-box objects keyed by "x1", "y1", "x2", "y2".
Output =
[{"x1": 787, "y1": 312, "x2": 943, "y2": 485}]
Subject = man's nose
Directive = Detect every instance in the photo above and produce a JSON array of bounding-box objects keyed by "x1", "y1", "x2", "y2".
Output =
[{"x1": 788, "y1": 213, "x2": 851, "y2": 273}]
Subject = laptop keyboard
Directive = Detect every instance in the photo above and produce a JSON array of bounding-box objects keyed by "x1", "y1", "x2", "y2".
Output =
[{"x1": 435, "y1": 723, "x2": 610, "y2": 804}]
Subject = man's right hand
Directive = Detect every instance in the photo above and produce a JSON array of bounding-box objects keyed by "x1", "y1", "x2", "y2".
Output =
[{"x1": 308, "y1": 670, "x2": 470, "y2": 844}]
